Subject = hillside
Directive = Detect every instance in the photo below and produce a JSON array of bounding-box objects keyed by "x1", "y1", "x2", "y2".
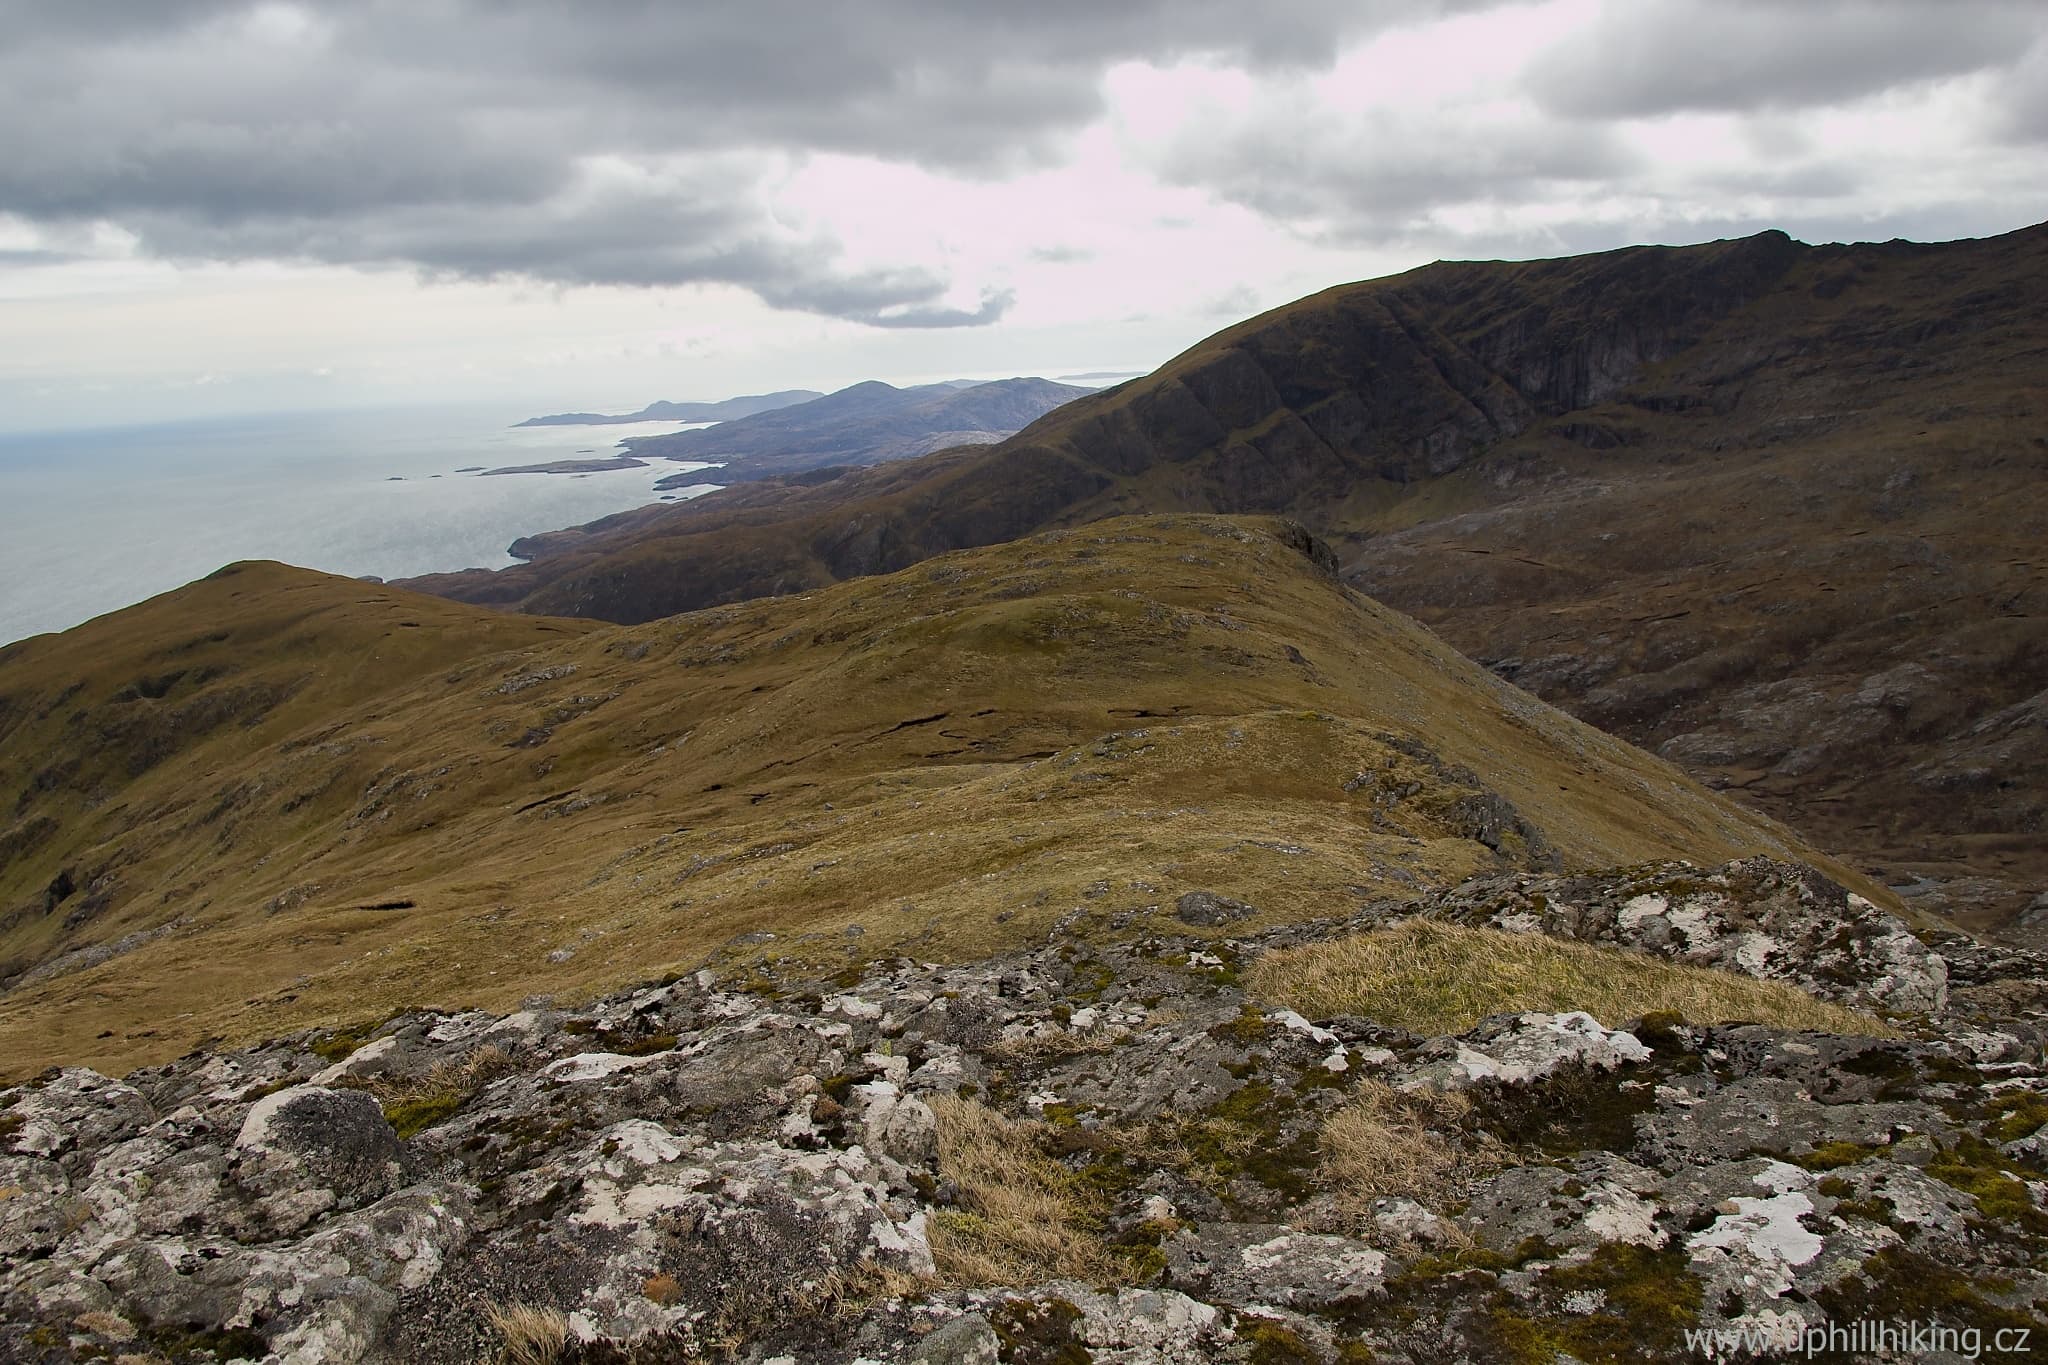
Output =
[
  {"x1": 403, "y1": 225, "x2": 2048, "y2": 932},
  {"x1": 623, "y1": 376, "x2": 1094, "y2": 482},
  {"x1": 0, "y1": 516, "x2": 1857, "y2": 1079},
  {"x1": 513, "y1": 389, "x2": 822, "y2": 426}
]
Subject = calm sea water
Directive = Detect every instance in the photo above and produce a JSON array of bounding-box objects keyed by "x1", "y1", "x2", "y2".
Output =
[{"x1": 0, "y1": 404, "x2": 723, "y2": 645}]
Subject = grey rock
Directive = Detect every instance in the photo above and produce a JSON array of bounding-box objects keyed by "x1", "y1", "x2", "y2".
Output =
[
  {"x1": 1175, "y1": 890, "x2": 1257, "y2": 926},
  {"x1": 233, "y1": 1085, "x2": 406, "y2": 1234},
  {"x1": 4, "y1": 856, "x2": 2046, "y2": 1365},
  {"x1": 912, "y1": 1312, "x2": 1001, "y2": 1364},
  {"x1": 3, "y1": 1067, "x2": 155, "y2": 1166},
  {"x1": 1397, "y1": 1010, "x2": 1649, "y2": 1092},
  {"x1": 1635, "y1": 1077, "x2": 1948, "y2": 1169},
  {"x1": 1166, "y1": 1221, "x2": 1388, "y2": 1308},
  {"x1": 1422, "y1": 856, "x2": 1949, "y2": 1013}
]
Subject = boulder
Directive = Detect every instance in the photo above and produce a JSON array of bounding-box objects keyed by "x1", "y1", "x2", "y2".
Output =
[
  {"x1": 233, "y1": 1085, "x2": 406, "y2": 1234},
  {"x1": 1175, "y1": 890, "x2": 1257, "y2": 926}
]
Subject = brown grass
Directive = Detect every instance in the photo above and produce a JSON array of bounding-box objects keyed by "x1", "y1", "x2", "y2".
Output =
[
  {"x1": 1247, "y1": 919, "x2": 1896, "y2": 1038},
  {"x1": 341, "y1": 1043, "x2": 523, "y2": 1139},
  {"x1": 485, "y1": 1302, "x2": 570, "y2": 1365},
  {"x1": 927, "y1": 1094, "x2": 1115, "y2": 1286},
  {"x1": 642, "y1": 1273, "x2": 684, "y2": 1307},
  {"x1": 0, "y1": 517, "x2": 1873, "y2": 1079},
  {"x1": 355, "y1": 1043, "x2": 521, "y2": 1104},
  {"x1": 800, "y1": 1261, "x2": 933, "y2": 1317},
  {"x1": 72, "y1": 1310, "x2": 137, "y2": 1342},
  {"x1": 1320, "y1": 1080, "x2": 1499, "y2": 1218}
]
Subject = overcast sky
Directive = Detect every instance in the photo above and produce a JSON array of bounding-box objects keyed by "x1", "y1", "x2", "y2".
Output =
[{"x1": 3, "y1": 0, "x2": 2045, "y2": 430}]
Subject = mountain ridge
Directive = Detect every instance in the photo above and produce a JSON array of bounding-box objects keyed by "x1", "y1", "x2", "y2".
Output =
[
  {"x1": 400, "y1": 224, "x2": 2048, "y2": 931},
  {"x1": 512, "y1": 389, "x2": 823, "y2": 426},
  {"x1": 623, "y1": 375, "x2": 1095, "y2": 484},
  {"x1": 0, "y1": 515, "x2": 1861, "y2": 1078}
]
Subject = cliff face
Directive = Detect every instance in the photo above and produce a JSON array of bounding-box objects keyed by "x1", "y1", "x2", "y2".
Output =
[{"x1": 401, "y1": 224, "x2": 2048, "y2": 931}]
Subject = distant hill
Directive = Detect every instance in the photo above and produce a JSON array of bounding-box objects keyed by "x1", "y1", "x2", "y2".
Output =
[
  {"x1": 0, "y1": 516, "x2": 1848, "y2": 1075},
  {"x1": 623, "y1": 376, "x2": 1093, "y2": 483},
  {"x1": 513, "y1": 389, "x2": 822, "y2": 426},
  {"x1": 404, "y1": 224, "x2": 2048, "y2": 934}
]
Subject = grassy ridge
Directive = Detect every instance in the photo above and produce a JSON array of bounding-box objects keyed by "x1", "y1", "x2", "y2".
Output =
[{"x1": 0, "y1": 516, "x2": 1861, "y2": 1078}]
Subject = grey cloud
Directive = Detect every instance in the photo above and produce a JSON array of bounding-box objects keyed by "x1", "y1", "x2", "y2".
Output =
[
  {"x1": 1152, "y1": 106, "x2": 1639, "y2": 244},
  {"x1": 0, "y1": 0, "x2": 1497, "y2": 323},
  {"x1": 859, "y1": 290, "x2": 1017, "y2": 329},
  {"x1": 1525, "y1": 0, "x2": 2043, "y2": 120},
  {"x1": 1994, "y1": 38, "x2": 2048, "y2": 143}
]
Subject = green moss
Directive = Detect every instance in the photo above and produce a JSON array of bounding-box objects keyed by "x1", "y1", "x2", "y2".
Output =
[
  {"x1": 929, "y1": 1208, "x2": 992, "y2": 1240},
  {"x1": 144, "y1": 1323, "x2": 274, "y2": 1359},
  {"x1": 1816, "y1": 1247, "x2": 2047, "y2": 1347},
  {"x1": 1239, "y1": 1318, "x2": 1318, "y2": 1365},
  {"x1": 1630, "y1": 1009, "x2": 1688, "y2": 1053},
  {"x1": 383, "y1": 1088, "x2": 463, "y2": 1139},
  {"x1": 1483, "y1": 1243, "x2": 1703, "y2": 1365},
  {"x1": 617, "y1": 1031, "x2": 677, "y2": 1056},
  {"x1": 308, "y1": 1009, "x2": 402, "y2": 1062},
  {"x1": 1833, "y1": 1194, "x2": 1902, "y2": 1227},
  {"x1": 1165, "y1": 1082, "x2": 1323, "y2": 1206},
  {"x1": 1989, "y1": 1091, "x2": 2048, "y2": 1144},
  {"x1": 1929, "y1": 1135, "x2": 2048, "y2": 1233},
  {"x1": 988, "y1": 1295, "x2": 1093, "y2": 1365},
  {"x1": 1212, "y1": 1004, "x2": 1273, "y2": 1045},
  {"x1": 1068, "y1": 960, "x2": 1118, "y2": 1004},
  {"x1": 1397, "y1": 1237, "x2": 1557, "y2": 1282},
  {"x1": 1042, "y1": 1102, "x2": 1094, "y2": 1129}
]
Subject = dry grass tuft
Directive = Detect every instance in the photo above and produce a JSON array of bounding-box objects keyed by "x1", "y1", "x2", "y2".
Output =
[
  {"x1": 486, "y1": 1302, "x2": 570, "y2": 1365},
  {"x1": 927, "y1": 1094, "x2": 1114, "y2": 1286},
  {"x1": 642, "y1": 1272, "x2": 684, "y2": 1306},
  {"x1": 72, "y1": 1310, "x2": 138, "y2": 1341},
  {"x1": 801, "y1": 1260, "x2": 934, "y2": 1318},
  {"x1": 982, "y1": 1028, "x2": 1126, "y2": 1066},
  {"x1": 1320, "y1": 1079, "x2": 1499, "y2": 1218},
  {"x1": 1248, "y1": 919, "x2": 1895, "y2": 1038},
  {"x1": 348, "y1": 1043, "x2": 525, "y2": 1139}
]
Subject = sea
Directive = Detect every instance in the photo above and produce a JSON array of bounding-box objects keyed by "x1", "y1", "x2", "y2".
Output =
[{"x1": 0, "y1": 404, "x2": 723, "y2": 645}]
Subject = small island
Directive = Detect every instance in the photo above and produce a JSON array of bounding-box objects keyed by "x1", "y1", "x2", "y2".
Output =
[{"x1": 478, "y1": 456, "x2": 647, "y2": 476}]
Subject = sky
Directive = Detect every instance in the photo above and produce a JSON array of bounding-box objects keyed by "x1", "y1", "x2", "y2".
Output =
[{"x1": 3, "y1": 0, "x2": 2046, "y2": 431}]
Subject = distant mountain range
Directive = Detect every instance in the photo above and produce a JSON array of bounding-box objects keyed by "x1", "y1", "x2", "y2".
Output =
[
  {"x1": 621, "y1": 376, "x2": 1094, "y2": 484},
  {"x1": 513, "y1": 390, "x2": 823, "y2": 427}
]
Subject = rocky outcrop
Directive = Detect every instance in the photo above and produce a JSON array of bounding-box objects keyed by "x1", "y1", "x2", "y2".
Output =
[
  {"x1": 1412, "y1": 856, "x2": 1951, "y2": 1015},
  {"x1": 5, "y1": 857, "x2": 2046, "y2": 1362}
]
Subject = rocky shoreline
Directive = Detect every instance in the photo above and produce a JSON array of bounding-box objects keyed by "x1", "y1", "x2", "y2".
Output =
[{"x1": 6, "y1": 857, "x2": 2047, "y2": 1363}]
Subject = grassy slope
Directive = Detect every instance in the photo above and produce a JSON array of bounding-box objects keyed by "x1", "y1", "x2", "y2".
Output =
[
  {"x1": 401, "y1": 224, "x2": 2048, "y2": 925},
  {"x1": 0, "y1": 516, "x2": 1859, "y2": 1079}
]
